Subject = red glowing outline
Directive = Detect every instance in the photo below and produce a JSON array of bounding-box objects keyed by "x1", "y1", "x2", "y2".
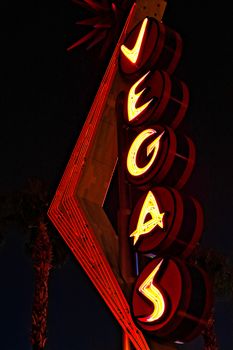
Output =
[{"x1": 48, "y1": 5, "x2": 149, "y2": 350}]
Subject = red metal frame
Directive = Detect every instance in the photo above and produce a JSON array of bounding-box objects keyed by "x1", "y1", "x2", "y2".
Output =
[{"x1": 48, "y1": 5, "x2": 150, "y2": 350}]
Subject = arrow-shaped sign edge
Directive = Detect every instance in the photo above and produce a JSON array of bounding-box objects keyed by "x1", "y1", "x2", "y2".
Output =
[{"x1": 48, "y1": 4, "x2": 150, "y2": 350}]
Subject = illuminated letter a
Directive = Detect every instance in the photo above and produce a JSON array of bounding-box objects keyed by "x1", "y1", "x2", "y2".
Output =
[{"x1": 130, "y1": 191, "x2": 165, "y2": 245}]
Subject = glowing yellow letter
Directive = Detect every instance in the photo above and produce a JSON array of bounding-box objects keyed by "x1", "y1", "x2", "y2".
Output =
[
  {"x1": 127, "y1": 129, "x2": 164, "y2": 177},
  {"x1": 138, "y1": 260, "x2": 165, "y2": 323},
  {"x1": 121, "y1": 18, "x2": 148, "y2": 64},
  {"x1": 127, "y1": 72, "x2": 153, "y2": 122},
  {"x1": 130, "y1": 191, "x2": 165, "y2": 245}
]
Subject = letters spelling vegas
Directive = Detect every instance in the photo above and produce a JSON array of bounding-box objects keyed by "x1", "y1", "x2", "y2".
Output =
[{"x1": 115, "y1": 17, "x2": 212, "y2": 342}]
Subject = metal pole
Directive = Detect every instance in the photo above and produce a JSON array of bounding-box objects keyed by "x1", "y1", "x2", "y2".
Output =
[
  {"x1": 117, "y1": 97, "x2": 135, "y2": 350},
  {"x1": 123, "y1": 333, "x2": 132, "y2": 350}
]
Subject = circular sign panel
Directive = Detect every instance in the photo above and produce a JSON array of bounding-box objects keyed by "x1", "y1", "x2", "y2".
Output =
[
  {"x1": 132, "y1": 257, "x2": 189, "y2": 334},
  {"x1": 132, "y1": 257, "x2": 213, "y2": 341},
  {"x1": 119, "y1": 17, "x2": 182, "y2": 78},
  {"x1": 129, "y1": 187, "x2": 203, "y2": 257},
  {"x1": 119, "y1": 69, "x2": 189, "y2": 129},
  {"x1": 126, "y1": 125, "x2": 195, "y2": 189}
]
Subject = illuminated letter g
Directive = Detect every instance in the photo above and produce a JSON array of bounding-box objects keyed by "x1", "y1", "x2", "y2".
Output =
[{"x1": 127, "y1": 129, "x2": 164, "y2": 177}]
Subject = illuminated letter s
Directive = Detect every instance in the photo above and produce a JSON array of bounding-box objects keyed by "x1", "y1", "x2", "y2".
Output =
[{"x1": 138, "y1": 260, "x2": 166, "y2": 323}]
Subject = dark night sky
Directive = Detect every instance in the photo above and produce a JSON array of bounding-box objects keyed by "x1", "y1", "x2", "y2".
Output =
[{"x1": 1, "y1": 1, "x2": 233, "y2": 349}]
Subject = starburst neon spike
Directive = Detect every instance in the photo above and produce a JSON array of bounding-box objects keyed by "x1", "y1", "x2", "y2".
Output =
[
  {"x1": 121, "y1": 17, "x2": 148, "y2": 64},
  {"x1": 127, "y1": 72, "x2": 153, "y2": 122},
  {"x1": 68, "y1": 0, "x2": 135, "y2": 57},
  {"x1": 127, "y1": 129, "x2": 164, "y2": 177},
  {"x1": 130, "y1": 191, "x2": 165, "y2": 245},
  {"x1": 138, "y1": 260, "x2": 166, "y2": 323}
]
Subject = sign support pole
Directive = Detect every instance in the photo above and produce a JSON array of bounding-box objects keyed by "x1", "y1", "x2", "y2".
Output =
[{"x1": 123, "y1": 333, "x2": 133, "y2": 350}]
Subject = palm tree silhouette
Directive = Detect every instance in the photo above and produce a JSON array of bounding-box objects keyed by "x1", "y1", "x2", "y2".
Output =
[
  {"x1": 191, "y1": 247, "x2": 233, "y2": 350},
  {"x1": 0, "y1": 177, "x2": 68, "y2": 350}
]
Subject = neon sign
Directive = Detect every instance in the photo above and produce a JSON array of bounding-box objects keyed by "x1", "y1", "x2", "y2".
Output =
[{"x1": 49, "y1": 7, "x2": 213, "y2": 349}]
